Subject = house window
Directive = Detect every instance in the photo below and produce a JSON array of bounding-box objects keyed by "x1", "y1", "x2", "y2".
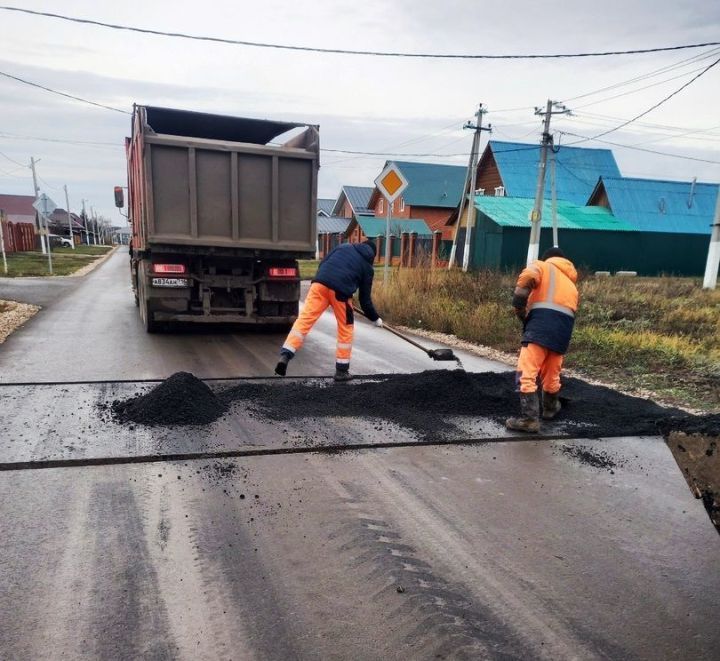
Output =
[
  {"x1": 379, "y1": 199, "x2": 383, "y2": 214},
  {"x1": 400, "y1": 197, "x2": 405, "y2": 212}
]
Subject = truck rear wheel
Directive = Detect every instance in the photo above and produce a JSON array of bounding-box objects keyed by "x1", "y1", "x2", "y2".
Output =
[{"x1": 138, "y1": 275, "x2": 160, "y2": 333}]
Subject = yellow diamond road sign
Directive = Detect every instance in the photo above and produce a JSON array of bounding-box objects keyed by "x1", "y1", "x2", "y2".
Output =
[{"x1": 375, "y1": 164, "x2": 408, "y2": 203}]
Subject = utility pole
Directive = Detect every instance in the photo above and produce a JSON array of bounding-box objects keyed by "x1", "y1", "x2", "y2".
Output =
[
  {"x1": 0, "y1": 214, "x2": 7, "y2": 274},
  {"x1": 448, "y1": 104, "x2": 491, "y2": 271},
  {"x1": 64, "y1": 185, "x2": 75, "y2": 249},
  {"x1": 550, "y1": 150, "x2": 559, "y2": 248},
  {"x1": 30, "y1": 157, "x2": 47, "y2": 255},
  {"x1": 702, "y1": 186, "x2": 720, "y2": 289},
  {"x1": 91, "y1": 207, "x2": 97, "y2": 245},
  {"x1": 526, "y1": 100, "x2": 571, "y2": 265},
  {"x1": 81, "y1": 199, "x2": 89, "y2": 245},
  {"x1": 448, "y1": 136, "x2": 475, "y2": 270}
]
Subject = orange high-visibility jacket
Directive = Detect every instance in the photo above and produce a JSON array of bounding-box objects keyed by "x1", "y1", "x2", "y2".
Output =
[{"x1": 516, "y1": 257, "x2": 579, "y2": 354}]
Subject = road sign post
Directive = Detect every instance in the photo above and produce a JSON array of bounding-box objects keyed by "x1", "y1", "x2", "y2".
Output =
[
  {"x1": 374, "y1": 164, "x2": 408, "y2": 284},
  {"x1": 33, "y1": 193, "x2": 58, "y2": 275}
]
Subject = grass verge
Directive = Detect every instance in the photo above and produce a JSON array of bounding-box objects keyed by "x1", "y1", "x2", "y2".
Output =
[
  {"x1": 373, "y1": 268, "x2": 720, "y2": 411},
  {"x1": 1, "y1": 250, "x2": 106, "y2": 276}
]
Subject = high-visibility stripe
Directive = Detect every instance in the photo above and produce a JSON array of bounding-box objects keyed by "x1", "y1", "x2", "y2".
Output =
[
  {"x1": 528, "y1": 302, "x2": 575, "y2": 317},
  {"x1": 335, "y1": 358, "x2": 350, "y2": 364},
  {"x1": 281, "y1": 344, "x2": 296, "y2": 353},
  {"x1": 290, "y1": 329, "x2": 305, "y2": 340},
  {"x1": 546, "y1": 262, "x2": 557, "y2": 301},
  {"x1": 336, "y1": 342, "x2": 352, "y2": 349}
]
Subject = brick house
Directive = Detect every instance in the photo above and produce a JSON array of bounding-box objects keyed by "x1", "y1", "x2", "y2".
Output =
[
  {"x1": 366, "y1": 161, "x2": 466, "y2": 241},
  {"x1": 331, "y1": 186, "x2": 374, "y2": 220}
]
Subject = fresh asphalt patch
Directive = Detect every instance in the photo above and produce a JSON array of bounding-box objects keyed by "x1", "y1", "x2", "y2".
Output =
[{"x1": 108, "y1": 369, "x2": 716, "y2": 441}]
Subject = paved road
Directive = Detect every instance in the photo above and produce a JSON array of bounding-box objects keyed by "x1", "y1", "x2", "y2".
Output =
[{"x1": 1, "y1": 248, "x2": 719, "y2": 660}]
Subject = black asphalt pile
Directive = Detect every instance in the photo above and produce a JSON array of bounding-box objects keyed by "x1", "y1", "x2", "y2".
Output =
[
  {"x1": 111, "y1": 372, "x2": 227, "y2": 426},
  {"x1": 218, "y1": 370, "x2": 695, "y2": 440},
  {"x1": 657, "y1": 414, "x2": 720, "y2": 438}
]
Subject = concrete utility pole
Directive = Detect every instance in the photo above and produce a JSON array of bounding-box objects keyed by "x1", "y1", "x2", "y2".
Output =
[
  {"x1": 526, "y1": 100, "x2": 571, "y2": 265},
  {"x1": 81, "y1": 199, "x2": 89, "y2": 245},
  {"x1": 447, "y1": 134, "x2": 476, "y2": 270},
  {"x1": 702, "y1": 186, "x2": 720, "y2": 289},
  {"x1": 0, "y1": 214, "x2": 7, "y2": 274},
  {"x1": 29, "y1": 157, "x2": 47, "y2": 255},
  {"x1": 64, "y1": 185, "x2": 75, "y2": 249},
  {"x1": 91, "y1": 207, "x2": 97, "y2": 245},
  {"x1": 550, "y1": 150, "x2": 559, "y2": 248}
]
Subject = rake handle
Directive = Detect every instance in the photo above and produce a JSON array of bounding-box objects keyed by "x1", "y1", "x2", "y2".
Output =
[{"x1": 353, "y1": 306, "x2": 431, "y2": 356}]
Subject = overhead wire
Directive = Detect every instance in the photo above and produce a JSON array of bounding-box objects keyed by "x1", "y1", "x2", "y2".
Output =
[
  {"x1": 1, "y1": 6, "x2": 719, "y2": 60},
  {"x1": 0, "y1": 70, "x2": 129, "y2": 114},
  {"x1": 0, "y1": 149, "x2": 26, "y2": 167},
  {"x1": 564, "y1": 55, "x2": 720, "y2": 145}
]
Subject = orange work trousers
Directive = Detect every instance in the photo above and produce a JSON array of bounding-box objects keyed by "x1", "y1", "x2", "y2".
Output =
[
  {"x1": 516, "y1": 343, "x2": 563, "y2": 394},
  {"x1": 282, "y1": 283, "x2": 354, "y2": 365}
]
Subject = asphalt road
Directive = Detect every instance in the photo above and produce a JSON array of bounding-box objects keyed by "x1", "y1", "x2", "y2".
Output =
[{"x1": 1, "y1": 248, "x2": 719, "y2": 660}]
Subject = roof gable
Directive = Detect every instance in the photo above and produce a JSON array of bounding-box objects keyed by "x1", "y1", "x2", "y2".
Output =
[
  {"x1": 487, "y1": 141, "x2": 621, "y2": 205},
  {"x1": 331, "y1": 186, "x2": 374, "y2": 216},
  {"x1": 595, "y1": 176, "x2": 719, "y2": 234},
  {"x1": 317, "y1": 198, "x2": 335, "y2": 216}
]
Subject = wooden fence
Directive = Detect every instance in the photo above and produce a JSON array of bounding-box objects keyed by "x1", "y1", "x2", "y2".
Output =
[{"x1": 1, "y1": 220, "x2": 36, "y2": 253}]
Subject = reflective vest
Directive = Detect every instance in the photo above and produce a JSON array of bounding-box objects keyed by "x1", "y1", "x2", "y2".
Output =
[{"x1": 525, "y1": 258, "x2": 578, "y2": 318}]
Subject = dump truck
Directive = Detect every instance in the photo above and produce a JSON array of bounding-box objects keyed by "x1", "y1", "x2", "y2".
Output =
[{"x1": 124, "y1": 105, "x2": 318, "y2": 332}]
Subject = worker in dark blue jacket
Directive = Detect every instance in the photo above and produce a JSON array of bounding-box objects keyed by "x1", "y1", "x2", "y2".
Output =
[{"x1": 275, "y1": 241, "x2": 383, "y2": 381}]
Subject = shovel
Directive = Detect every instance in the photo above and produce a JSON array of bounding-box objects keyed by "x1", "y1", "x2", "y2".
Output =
[{"x1": 353, "y1": 307, "x2": 459, "y2": 363}]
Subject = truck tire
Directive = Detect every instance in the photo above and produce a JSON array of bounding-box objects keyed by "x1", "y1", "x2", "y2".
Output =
[{"x1": 138, "y1": 274, "x2": 160, "y2": 333}]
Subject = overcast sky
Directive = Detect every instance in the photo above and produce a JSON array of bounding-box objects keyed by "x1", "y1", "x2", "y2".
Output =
[{"x1": 1, "y1": 0, "x2": 719, "y2": 221}]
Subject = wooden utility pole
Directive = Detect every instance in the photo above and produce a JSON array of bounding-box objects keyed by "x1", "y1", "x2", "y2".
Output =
[
  {"x1": 449, "y1": 104, "x2": 491, "y2": 271},
  {"x1": 526, "y1": 100, "x2": 571, "y2": 265}
]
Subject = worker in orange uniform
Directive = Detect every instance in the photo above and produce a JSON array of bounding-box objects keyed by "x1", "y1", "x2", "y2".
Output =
[
  {"x1": 506, "y1": 247, "x2": 579, "y2": 432},
  {"x1": 275, "y1": 240, "x2": 383, "y2": 381}
]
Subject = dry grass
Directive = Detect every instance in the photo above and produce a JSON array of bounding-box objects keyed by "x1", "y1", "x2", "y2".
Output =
[{"x1": 373, "y1": 267, "x2": 720, "y2": 410}]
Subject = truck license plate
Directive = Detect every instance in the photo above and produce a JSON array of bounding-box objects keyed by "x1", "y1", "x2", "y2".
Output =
[{"x1": 152, "y1": 277, "x2": 189, "y2": 288}]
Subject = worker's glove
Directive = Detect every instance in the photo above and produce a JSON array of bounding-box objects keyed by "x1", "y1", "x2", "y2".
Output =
[{"x1": 374, "y1": 318, "x2": 384, "y2": 328}]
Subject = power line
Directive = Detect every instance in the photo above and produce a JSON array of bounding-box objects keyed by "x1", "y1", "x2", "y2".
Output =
[
  {"x1": 558, "y1": 130, "x2": 720, "y2": 164},
  {"x1": 566, "y1": 55, "x2": 720, "y2": 145},
  {"x1": 2, "y1": 5, "x2": 720, "y2": 60},
  {"x1": 563, "y1": 46, "x2": 720, "y2": 103},
  {"x1": 0, "y1": 149, "x2": 26, "y2": 167},
  {"x1": 0, "y1": 131, "x2": 123, "y2": 148},
  {"x1": 0, "y1": 70, "x2": 129, "y2": 114}
]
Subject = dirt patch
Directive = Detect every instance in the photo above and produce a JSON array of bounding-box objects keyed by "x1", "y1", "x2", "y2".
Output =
[
  {"x1": 110, "y1": 372, "x2": 227, "y2": 426},
  {"x1": 0, "y1": 299, "x2": 40, "y2": 343},
  {"x1": 663, "y1": 429, "x2": 720, "y2": 535}
]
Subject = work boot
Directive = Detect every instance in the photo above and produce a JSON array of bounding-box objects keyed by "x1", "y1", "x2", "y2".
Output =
[
  {"x1": 542, "y1": 391, "x2": 561, "y2": 420},
  {"x1": 334, "y1": 366, "x2": 353, "y2": 382},
  {"x1": 274, "y1": 354, "x2": 291, "y2": 376},
  {"x1": 506, "y1": 393, "x2": 540, "y2": 433}
]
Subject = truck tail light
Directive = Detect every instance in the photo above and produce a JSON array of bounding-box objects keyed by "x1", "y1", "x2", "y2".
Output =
[
  {"x1": 268, "y1": 267, "x2": 298, "y2": 278},
  {"x1": 153, "y1": 263, "x2": 186, "y2": 274}
]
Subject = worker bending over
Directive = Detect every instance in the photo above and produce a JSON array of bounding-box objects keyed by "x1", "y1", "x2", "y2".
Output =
[
  {"x1": 506, "y1": 247, "x2": 579, "y2": 432},
  {"x1": 275, "y1": 240, "x2": 383, "y2": 381}
]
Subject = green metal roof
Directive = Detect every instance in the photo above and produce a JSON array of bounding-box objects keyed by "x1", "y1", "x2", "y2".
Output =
[
  {"x1": 355, "y1": 216, "x2": 432, "y2": 237},
  {"x1": 475, "y1": 196, "x2": 636, "y2": 231}
]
